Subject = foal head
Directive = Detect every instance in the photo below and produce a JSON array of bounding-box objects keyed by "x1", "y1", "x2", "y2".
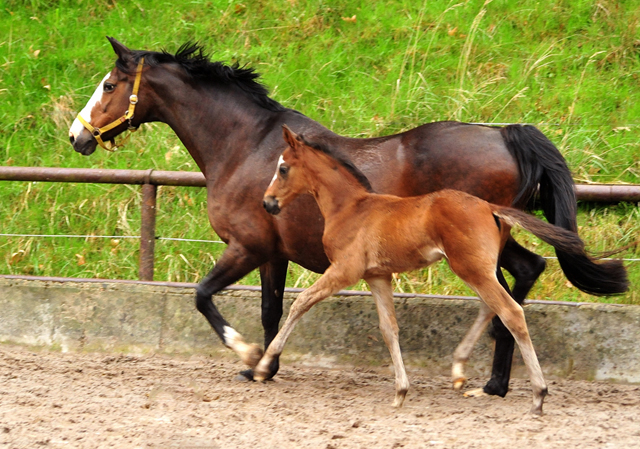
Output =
[
  {"x1": 263, "y1": 125, "x2": 311, "y2": 215},
  {"x1": 263, "y1": 125, "x2": 373, "y2": 215}
]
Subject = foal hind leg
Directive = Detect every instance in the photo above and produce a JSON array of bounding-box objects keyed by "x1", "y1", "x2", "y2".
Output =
[
  {"x1": 474, "y1": 278, "x2": 548, "y2": 415},
  {"x1": 451, "y1": 302, "x2": 495, "y2": 391},
  {"x1": 367, "y1": 276, "x2": 410, "y2": 407},
  {"x1": 479, "y1": 238, "x2": 546, "y2": 397}
]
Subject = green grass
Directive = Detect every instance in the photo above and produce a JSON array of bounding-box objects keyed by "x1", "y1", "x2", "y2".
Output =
[{"x1": 0, "y1": 0, "x2": 638, "y2": 303}]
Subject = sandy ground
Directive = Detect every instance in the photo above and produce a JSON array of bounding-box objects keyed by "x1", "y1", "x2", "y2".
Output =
[{"x1": 0, "y1": 345, "x2": 639, "y2": 449}]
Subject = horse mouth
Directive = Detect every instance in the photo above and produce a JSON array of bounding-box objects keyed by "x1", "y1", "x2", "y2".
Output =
[{"x1": 70, "y1": 135, "x2": 97, "y2": 156}]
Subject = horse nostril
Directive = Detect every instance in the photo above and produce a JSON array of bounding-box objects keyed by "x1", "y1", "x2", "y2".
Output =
[{"x1": 69, "y1": 135, "x2": 75, "y2": 145}]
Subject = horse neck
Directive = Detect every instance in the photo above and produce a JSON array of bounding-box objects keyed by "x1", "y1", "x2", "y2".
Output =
[
  {"x1": 144, "y1": 67, "x2": 280, "y2": 176},
  {"x1": 303, "y1": 154, "x2": 370, "y2": 220}
]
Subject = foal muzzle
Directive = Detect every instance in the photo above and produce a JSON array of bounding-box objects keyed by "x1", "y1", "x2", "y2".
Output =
[{"x1": 263, "y1": 196, "x2": 281, "y2": 215}]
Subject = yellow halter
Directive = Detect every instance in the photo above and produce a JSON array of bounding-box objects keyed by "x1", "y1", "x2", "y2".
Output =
[{"x1": 77, "y1": 57, "x2": 145, "y2": 152}]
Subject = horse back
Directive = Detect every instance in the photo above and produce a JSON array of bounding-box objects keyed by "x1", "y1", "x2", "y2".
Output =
[{"x1": 349, "y1": 122, "x2": 520, "y2": 207}]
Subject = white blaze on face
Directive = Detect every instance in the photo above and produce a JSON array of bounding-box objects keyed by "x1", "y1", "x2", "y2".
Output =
[
  {"x1": 69, "y1": 72, "x2": 111, "y2": 140},
  {"x1": 268, "y1": 155, "x2": 285, "y2": 188}
]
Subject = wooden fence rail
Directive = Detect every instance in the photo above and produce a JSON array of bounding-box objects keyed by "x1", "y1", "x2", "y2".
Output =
[{"x1": 1, "y1": 166, "x2": 638, "y2": 280}]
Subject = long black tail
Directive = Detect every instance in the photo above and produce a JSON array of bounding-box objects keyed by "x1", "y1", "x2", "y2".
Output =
[
  {"x1": 501, "y1": 124, "x2": 628, "y2": 295},
  {"x1": 492, "y1": 206, "x2": 628, "y2": 294}
]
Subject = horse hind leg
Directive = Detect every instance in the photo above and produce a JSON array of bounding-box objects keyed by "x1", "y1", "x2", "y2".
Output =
[{"x1": 367, "y1": 276, "x2": 410, "y2": 407}]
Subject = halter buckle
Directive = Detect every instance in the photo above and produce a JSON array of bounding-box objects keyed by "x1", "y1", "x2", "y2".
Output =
[{"x1": 77, "y1": 57, "x2": 145, "y2": 153}]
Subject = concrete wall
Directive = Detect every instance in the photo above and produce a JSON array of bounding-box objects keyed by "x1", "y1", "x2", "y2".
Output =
[{"x1": 1, "y1": 277, "x2": 639, "y2": 383}]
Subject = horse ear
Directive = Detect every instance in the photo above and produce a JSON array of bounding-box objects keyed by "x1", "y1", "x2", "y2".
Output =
[{"x1": 107, "y1": 37, "x2": 133, "y2": 62}]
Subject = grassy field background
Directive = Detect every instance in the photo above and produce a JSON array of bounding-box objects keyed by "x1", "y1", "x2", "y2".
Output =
[{"x1": 0, "y1": 0, "x2": 638, "y2": 303}]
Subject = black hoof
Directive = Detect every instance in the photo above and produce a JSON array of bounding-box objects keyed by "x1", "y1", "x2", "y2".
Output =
[
  {"x1": 235, "y1": 369, "x2": 255, "y2": 382},
  {"x1": 483, "y1": 378, "x2": 509, "y2": 398}
]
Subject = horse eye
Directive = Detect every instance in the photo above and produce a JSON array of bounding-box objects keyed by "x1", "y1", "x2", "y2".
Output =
[
  {"x1": 103, "y1": 82, "x2": 116, "y2": 93},
  {"x1": 279, "y1": 165, "x2": 289, "y2": 177}
]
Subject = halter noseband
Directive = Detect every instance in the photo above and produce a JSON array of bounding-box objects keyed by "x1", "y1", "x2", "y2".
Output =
[{"x1": 77, "y1": 57, "x2": 145, "y2": 152}]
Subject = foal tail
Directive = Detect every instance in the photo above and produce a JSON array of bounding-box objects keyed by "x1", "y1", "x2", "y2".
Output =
[
  {"x1": 501, "y1": 124, "x2": 628, "y2": 295},
  {"x1": 492, "y1": 206, "x2": 629, "y2": 294}
]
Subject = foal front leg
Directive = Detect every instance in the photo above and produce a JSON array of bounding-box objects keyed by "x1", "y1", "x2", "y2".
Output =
[
  {"x1": 253, "y1": 266, "x2": 351, "y2": 381},
  {"x1": 451, "y1": 302, "x2": 495, "y2": 391},
  {"x1": 367, "y1": 276, "x2": 410, "y2": 407}
]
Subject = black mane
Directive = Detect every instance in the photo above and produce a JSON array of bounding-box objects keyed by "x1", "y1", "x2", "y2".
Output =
[
  {"x1": 298, "y1": 135, "x2": 374, "y2": 193},
  {"x1": 117, "y1": 42, "x2": 285, "y2": 112}
]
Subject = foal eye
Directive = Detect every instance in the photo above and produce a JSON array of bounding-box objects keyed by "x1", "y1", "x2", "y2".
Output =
[
  {"x1": 279, "y1": 165, "x2": 289, "y2": 177},
  {"x1": 103, "y1": 82, "x2": 116, "y2": 93}
]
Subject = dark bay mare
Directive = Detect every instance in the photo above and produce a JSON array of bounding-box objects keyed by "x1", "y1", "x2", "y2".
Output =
[
  {"x1": 260, "y1": 125, "x2": 614, "y2": 414},
  {"x1": 69, "y1": 38, "x2": 628, "y2": 397}
]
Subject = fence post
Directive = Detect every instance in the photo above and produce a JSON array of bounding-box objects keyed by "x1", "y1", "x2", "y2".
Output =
[{"x1": 139, "y1": 182, "x2": 157, "y2": 281}]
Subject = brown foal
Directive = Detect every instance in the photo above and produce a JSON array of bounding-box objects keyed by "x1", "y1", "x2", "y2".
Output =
[{"x1": 258, "y1": 125, "x2": 599, "y2": 414}]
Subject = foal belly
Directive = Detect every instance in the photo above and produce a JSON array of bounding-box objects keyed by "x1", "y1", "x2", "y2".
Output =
[{"x1": 365, "y1": 243, "x2": 444, "y2": 277}]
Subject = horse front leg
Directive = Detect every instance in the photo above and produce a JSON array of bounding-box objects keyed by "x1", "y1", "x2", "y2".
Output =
[
  {"x1": 195, "y1": 244, "x2": 266, "y2": 368},
  {"x1": 253, "y1": 266, "x2": 351, "y2": 381},
  {"x1": 476, "y1": 238, "x2": 546, "y2": 397},
  {"x1": 367, "y1": 276, "x2": 410, "y2": 407},
  {"x1": 237, "y1": 259, "x2": 289, "y2": 381}
]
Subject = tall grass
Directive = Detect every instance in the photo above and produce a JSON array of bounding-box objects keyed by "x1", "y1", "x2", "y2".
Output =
[{"x1": 0, "y1": 0, "x2": 638, "y2": 303}]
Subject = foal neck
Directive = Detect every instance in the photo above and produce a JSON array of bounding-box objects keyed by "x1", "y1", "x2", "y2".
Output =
[{"x1": 303, "y1": 150, "x2": 371, "y2": 219}]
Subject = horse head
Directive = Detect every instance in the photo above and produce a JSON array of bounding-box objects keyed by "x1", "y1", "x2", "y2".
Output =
[{"x1": 69, "y1": 37, "x2": 147, "y2": 155}]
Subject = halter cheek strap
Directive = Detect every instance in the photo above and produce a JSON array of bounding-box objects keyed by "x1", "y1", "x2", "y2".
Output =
[{"x1": 77, "y1": 57, "x2": 145, "y2": 152}]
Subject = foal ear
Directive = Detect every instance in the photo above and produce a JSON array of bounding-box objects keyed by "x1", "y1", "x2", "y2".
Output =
[
  {"x1": 107, "y1": 37, "x2": 133, "y2": 63},
  {"x1": 282, "y1": 125, "x2": 300, "y2": 150}
]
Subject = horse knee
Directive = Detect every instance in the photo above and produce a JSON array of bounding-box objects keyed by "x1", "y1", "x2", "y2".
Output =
[{"x1": 195, "y1": 285, "x2": 211, "y2": 313}]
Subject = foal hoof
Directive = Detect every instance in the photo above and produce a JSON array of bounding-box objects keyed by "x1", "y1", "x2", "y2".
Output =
[
  {"x1": 463, "y1": 388, "x2": 489, "y2": 398},
  {"x1": 253, "y1": 372, "x2": 267, "y2": 382},
  {"x1": 452, "y1": 377, "x2": 467, "y2": 391},
  {"x1": 392, "y1": 391, "x2": 407, "y2": 408},
  {"x1": 241, "y1": 344, "x2": 264, "y2": 369}
]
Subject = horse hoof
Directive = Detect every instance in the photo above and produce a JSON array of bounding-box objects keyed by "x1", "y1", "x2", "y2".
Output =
[
  {"x1": 234, "y1": 370, "x2": 254, "y2": 382},
  {"x1": 452, "y1": 378, "x2": 466, "y2": 391},
  {"x1": 463, "y1": 388, "x2": 489, "y2": 398}
]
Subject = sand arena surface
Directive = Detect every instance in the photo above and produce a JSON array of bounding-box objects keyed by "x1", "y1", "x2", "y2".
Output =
[{"x1": 0, "y1": 345, "x2": 639, "y2": 448}]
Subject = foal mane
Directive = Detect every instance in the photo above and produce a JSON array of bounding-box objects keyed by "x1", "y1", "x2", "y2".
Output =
[
  {"x1": 298, "y1": 135, "x2": 374, "y2": 193},
  {"x1": 116, "y1": 42, "x2": 285, "y2": 112}
]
